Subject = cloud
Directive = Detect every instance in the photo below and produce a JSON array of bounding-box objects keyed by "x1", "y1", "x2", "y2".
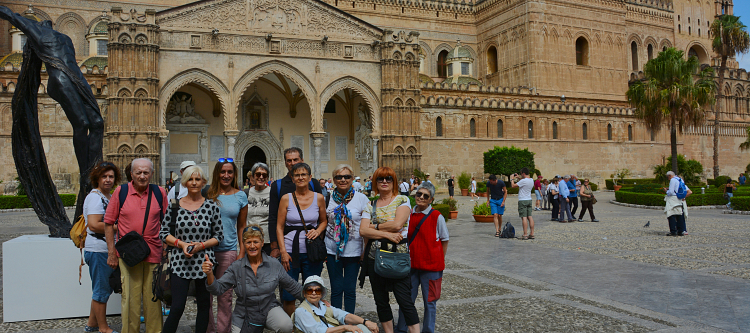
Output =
[{"x1": 739, "y1": 53, "x2": 750, "y2": 70}]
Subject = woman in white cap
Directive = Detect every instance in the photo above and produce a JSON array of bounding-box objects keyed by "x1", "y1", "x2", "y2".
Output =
[{"x1": 293, "y1": 275, "x2": 379, "y2": 333}]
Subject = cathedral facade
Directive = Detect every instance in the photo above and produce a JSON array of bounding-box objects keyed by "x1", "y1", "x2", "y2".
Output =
[{"x1": 0, "y1": 0, "x2": 747, "y2": 193}]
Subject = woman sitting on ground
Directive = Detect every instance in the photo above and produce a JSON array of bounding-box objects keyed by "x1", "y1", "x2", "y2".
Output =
[{"x1": 293, "y1": 275, "x2": 379, "y2": 333}]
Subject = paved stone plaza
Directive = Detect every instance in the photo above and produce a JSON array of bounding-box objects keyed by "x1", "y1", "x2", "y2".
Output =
[{"x1": 0, "y1": 191, "x2": 748, "y2": 333}]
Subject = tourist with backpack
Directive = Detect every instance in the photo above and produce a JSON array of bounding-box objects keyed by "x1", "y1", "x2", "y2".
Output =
[
  {"x1": 167, "y1": 160, "x2": 196, "y2": 200},
  {"x1": 293, "y1": 275, "x2": 379, "y2": 333},
  {"x1": 663, "y1": 171, "x2": 692, "y2": 236},
  {"x1": 104, "y1": 158, "x2": 167, "y2": 333},
  {"x1": 82, "y1": 162, "x2": 121, "y2": 333},
  {"x1": 160, "y1": 165, "x2": 224, "y2": 333}
]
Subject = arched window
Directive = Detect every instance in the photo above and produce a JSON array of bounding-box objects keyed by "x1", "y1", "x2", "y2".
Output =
[
  {"x1": 575, "y1": 37, "x2": 589, "y2": 66},
  {"x1": 628, "y1": 124, "x2": 633, "y2": 141},
  {"x1": 553, "y1": 121, "x2": 558, "y2": 139},
  {"x1": 689, "y1": 26, "x2": 692, "y2": 35},
  {"x1": 497, "y1": 119, "x2": 503, "y2": 138},
  {"x1": 678, "y1": 24, "x2": 681, "y2": 33},
  {"x1": 528, "y1": 120, "x2": 534, "y2": 139},
  {"x1": 647, "y1": 44, "x2": 653, "y2": 61},
  {"x1": 582, "y1": 123, "x2": 588, "y2": 140},
  {"x1": 437, "y1": 50, "x2": 449, "y2": 78},
  {"x1": 470, "y1": 118, "x2": 476, "y2": 137},
  {"x1": 487, "y1": 46, "x2": 498, "y2": 74},
  {"x1": 631, "y1": 42, "x2": 639, "y2": 70},
  {"x1": 436, "y1": 116, "x2": 443, "y2": 137},
  {"x1": 607, "y1": 123, "x2": 613, "y2": 140},
  {"x1": 698, "y1": 28, "x2": 701, "y2": 37}
]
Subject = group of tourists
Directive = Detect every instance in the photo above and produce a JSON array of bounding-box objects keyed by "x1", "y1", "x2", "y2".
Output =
[{"x1": 81, "y1": 147, "x2": 449, "y2": 333}]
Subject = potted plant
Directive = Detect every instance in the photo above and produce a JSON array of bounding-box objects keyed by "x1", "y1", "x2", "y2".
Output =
[
  {"x1": 458, "y1": 172, "x2": 471, "y2": 196},
  {"x1": 472, "y1": 202, "x2": 493, "y2": 222},
  {"x1": 476, "y1": 181, "x2": 487, "y2": 197},
  {"x1": 611, "y1": 168, "x2": 631, "y2": 191},
  {"x1": 440, "y1": 198, "x2": 459, "y2": 219}
]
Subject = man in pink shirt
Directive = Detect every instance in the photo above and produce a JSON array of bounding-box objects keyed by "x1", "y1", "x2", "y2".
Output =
[
  {"x1": 104, "y1": 158, "x2": 167, "y2": 333},
  {"x1": 534, "y1": 175, "x2": 543, "y2": 211}
]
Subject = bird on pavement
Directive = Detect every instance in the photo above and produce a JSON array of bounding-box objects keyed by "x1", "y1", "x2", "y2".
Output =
[{"x1": 643, "y1": 221, "x2": 650, "y2": 228}]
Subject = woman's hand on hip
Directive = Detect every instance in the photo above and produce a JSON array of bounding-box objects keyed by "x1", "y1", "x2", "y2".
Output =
[{"x1": 280, "y1": 252, "x2": 292, "y2": 271}]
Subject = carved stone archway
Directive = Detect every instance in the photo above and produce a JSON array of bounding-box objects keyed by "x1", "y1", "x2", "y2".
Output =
[
  {"x1": 235, "y1": 130, "x2": 285, "y2": 181},
  {"x1": 319, "y1": 76, "x2": 381, "y2": 136},
  {"x1": 158, "y1": 68, "x2": 230, "y2": 130}
]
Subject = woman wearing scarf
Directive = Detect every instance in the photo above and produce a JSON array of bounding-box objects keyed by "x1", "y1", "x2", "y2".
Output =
[{"x1": 324, "y1": 164, "x2": 371, "y2": 313}]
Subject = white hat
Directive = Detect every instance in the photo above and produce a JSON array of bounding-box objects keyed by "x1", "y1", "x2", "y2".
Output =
[
  {"x1": 302, "y1": 275, "x2": 327, "y2": 298},
  {"x1": 180, "y1": 161, "x2": 196, "y2": 171},
  {"x1": 355, "y1": 176, "x2": 361, "y2": 180}
]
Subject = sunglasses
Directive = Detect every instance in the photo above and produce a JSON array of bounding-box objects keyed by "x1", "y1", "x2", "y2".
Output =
[
  {"x1": 100, "y1": 162, "x2": 116, "y2": 168},
  {"x1": 376, "y1": 176, "x2": 394, "y2": 183},
  {"x1": 334, "y1": 175, "x2": 353, "y2": 181},
  {"x1": 305, "y1": 288, "x2": 322, "y2": 295},
  {"x1": 254, "y1": 172, "x2": 268, "y2": 178},
  {"x1": 250, "y1": 226, "x2": 260, "y2": 231},
  {"x1": 218, "y1": 158, "x2": 234, "y2": 163},
  {"x1": 415, "y1": 192, "x2": 431, "y2": 199}
]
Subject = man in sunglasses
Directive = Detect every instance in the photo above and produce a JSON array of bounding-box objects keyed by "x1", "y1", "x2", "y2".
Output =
[
  {"x1": 268, "y1": 147, "x2": 323, "y2": 258},
  {"x1": 167, "y1": 160, "x2": 197, "y2": 201}
]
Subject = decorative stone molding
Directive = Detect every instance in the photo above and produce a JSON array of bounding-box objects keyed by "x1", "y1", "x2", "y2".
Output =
[
  {"x1": 319, "y1": 76, "x2": 381, "y2": 136},
  {"x1": 158, "y1": 68, "x2": 230, "y2": 129}
]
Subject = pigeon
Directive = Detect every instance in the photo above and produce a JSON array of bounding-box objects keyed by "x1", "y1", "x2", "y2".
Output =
[{"x1": 643, "y1": 221, "x2": 650, "y2": 228}]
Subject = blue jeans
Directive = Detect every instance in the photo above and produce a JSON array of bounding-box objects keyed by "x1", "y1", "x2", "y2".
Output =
[
  {"x1": 668, "y1": 213, "x2": 686, "y2": 235},
  {"x1": 326, "y1": 255, "x2": 360, "y2": 313},
  {"x1": 396, "y1": 270, "x2": 443, "y2": 333},
  {"x1": 84, "y1": 251, "x2": 114, "y2": 303},
  {"x1": 489, "y1": 198, "x2": 505, "y2": 215},
  {"x1": 558, "y1": 197, "x2": 573, "y2": 221},
  {"x1": 727, "y1": 193, "x2": 734, "y2": 209},
  {"x1": 281, "y1": 253, "x2": 324, "y2": 301}
]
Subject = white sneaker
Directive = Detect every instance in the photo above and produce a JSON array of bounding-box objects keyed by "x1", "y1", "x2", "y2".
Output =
[{"x1": 470, "y1": 199, "x2": 474, "y2": 201}]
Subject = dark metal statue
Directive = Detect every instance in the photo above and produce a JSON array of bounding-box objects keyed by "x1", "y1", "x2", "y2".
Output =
[{"x1": 0, "y1": 6, "x2": 104, "y2": 237}]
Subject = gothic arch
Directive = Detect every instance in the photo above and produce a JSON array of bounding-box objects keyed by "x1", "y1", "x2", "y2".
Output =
[
  {"x1": 319, "y1": 76, "x2": 381, "y2": 134},
  {"x1": 117, "y1": 143, "x2": 132, "y2": 154},
  {"x1": 134, "y1": 88, "x2": 148, "y2": 98},
  {"x1": 419, "y1": 41, "x2": 433, "y2": 75},
  {"x1": 659, "y1": 39, "x2": 673, "y2": 50},
  {"x1": 432, "y1": 43, "x2": 453, "y2": 76},
  {"x1": 234, "y1": 130, "x2": 285, "y2": 180},
  {"x1": 88, "y1": 15, "x2": 111, "y2": 31},
  {"x1": 627, "y1": 34, "x2": 643, "y2": 47},
  {"x1": 117, "y1": 87, "x2": 131, "y2": 97},
  {"x1": 134, "y1": 144, "x2": 148, "y2": 154},
  {"x1": 55, "y1": 12, "x2": 87, "y2": 56},
  {"x1": 644, "y1": 36, "x2": 658, "y2": 49},
  {"x1": 28, "y1": 8, "x2": 52, "y2": 23},
  {"x1": 406, "y1": 146, "x2": 417, "y2": 154},
  {"x1": 233, "y1": 60, "x2": 318, "y2": 130},
  {"x1": 686, "y1": 41, "x2": 710, "y2": 64},
  {"x1": 159, "y1": 68, "x2": 230, "y2": 129}
]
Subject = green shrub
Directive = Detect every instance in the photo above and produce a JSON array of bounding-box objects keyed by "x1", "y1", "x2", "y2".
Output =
[
  {"x1": 472, "y1": 202, "x2": 491, "y2": 215},
  {"x1": 0, "y1": 194, "x2": 76, "y2": 209},
  {"x1": 590, "y1": 183, "x2": 599, "y2": 191},
  {"x1": 652, "y1": 155, "x2": 704, "y2": 185},
  {"x1": 630, "y1": 184, "x2": 665, "y2": 194},
  {"x1": 732, "y1": 197, "x2": 750, "y2": 211},
  {"x1": 615, "y1": 189, "x2": 746, "y2": 207},
  {"x1": 605, "y1": 179, "x2": 614, "y2": 190},
  {"x1": 506, "y1": 186, "x2": 519, "y2": 195},
  {"x1": 458, "y1": 172, "x2": 471, "y2": 190},
  {"x1": 14, "y1": 177, "x2": 26, "y2": 196},
  {"x1": 714, "y1": 176, "x2": 731, "y2": 187},
  {"x1": 438, "y1": 198, "x2": 458, "y2": 211},
  {"x1": 483, "y1": 146, "x2": 536, "y2": 180},
  {"x1": 432, "y1": 204, "x2": 451, "y2": 220},
  {"x1": 477, "y1": 182, "x2": 487, "y2": 193},
  {"x1": 606, "y1": 178, "x2": 656, "y2": 190}
]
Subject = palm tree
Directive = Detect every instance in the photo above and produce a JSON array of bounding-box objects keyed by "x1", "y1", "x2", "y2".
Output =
[
  {"x1": 741, "y1": 127, "x2": 750, "y2": 151},
  {"x1": 626, "y1": 48, "x2": 716, "y2": 173},
  {"x1": 710, "y1": 15, "x2": 750, "y2": 178}
]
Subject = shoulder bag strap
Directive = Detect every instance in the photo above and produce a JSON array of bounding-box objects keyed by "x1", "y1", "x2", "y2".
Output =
[
  {"x1": 291, "y1": 192, "x2": 309, "y2": 231},
  {"x1": 408, "y1": 209, "x2": 434, "y2": 245},
  {"x1": 142, "y1": 185, "x2": 153, "y2": 235}
]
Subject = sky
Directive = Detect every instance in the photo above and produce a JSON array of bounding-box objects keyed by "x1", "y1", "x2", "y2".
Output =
[{"x1": 735, "y1": 1, "x2": 750, "y2": 69}]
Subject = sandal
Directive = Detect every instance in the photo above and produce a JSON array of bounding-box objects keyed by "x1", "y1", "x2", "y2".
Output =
[
  {"x1": 528, "y1": 235, "x2": 535, "y2": 239},
  {"x1": 495, "y1": 231, "x2": 500, "y2": 237},
  {"x1": 520, "y1": 235, "x2": 529, "y2": 240}
]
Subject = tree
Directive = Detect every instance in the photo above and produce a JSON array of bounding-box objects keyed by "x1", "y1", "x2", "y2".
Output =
[
  {"x1": 652, "y1": 154, "x2": 704, "y2": 185},
  {"x1": 740, "y1": 126, "x2": 750, "y2": 151},
  {"x1": 710, "y1": 15, "x2": 750, "y2": 178},
  {"x1": 626, "y1": 48, "x2": 716, "y2": 173},
  {"x1": 483, "y1": 146, "x2": 536, "y2": 180}
]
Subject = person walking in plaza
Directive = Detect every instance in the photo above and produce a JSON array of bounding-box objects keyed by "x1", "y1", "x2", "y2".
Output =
[
  {"x1": 167, "y1": 160, "x2": 196, "y2": 200},
  {"x1": 293, "y1": 275, "x2": 379, "y2": 333},
  {"x1": 204, "y1": 225, "x2": 305, "y2": 333},
  {"x1": 567, "y1": 175, "x2": 579, "y2": 216},
  {"x1": 268, "y1": 148, "x2": 323, "y2": 259},
  {"x1": 395, "y1": 182, "x2": 448, "y2": 333},
  {"x1": 723, "y1": 178, "x2": 736, "y2": 210},
  {"x1": 470, "y1": 177, "x2": 478, "y2": 200},
  {"x1": 160, "y1": 165, "x2": 224, "y2": 333},
  {"x1": 353, "y1": 176, "x2": 364, "y2": 193},
  {"x1": 447, "y1": 174, "x2": 455, "y2": 199},
  {"x1": 83, "y1": 162, "x2": 121, "y2": 333},
  {"x1": 104, "y1": 158, "x2": 167, "y2": 333},
  {"x1": 359, "y1": 167, "x2": 420, "y2": 333},
  {"x1": 277, "y1": 162, "x2": 327, "y2": 316},
  {"x1": 558, "y1": 175, "x2": 574, "y2": 222},
  {"x1": 325, "y1": 164, "x2": 370, "y2": 313},
  {"x1": 740, "y1": 173, "x2": 746, "y2": 186},
  {"x1": 205, "y1": 159, "x2": 248, "y2": 333},
  {"x1": 577, "y1": 179, "x2": 599, "y2": 222},
  {"x1": 548, "y1": 178, "x2": 560, "y2": 220},
  {"x1": 534, "y1": 175, "x2": 543, "y2": 211},
  {"x1": 486, "y1": 175, "x2": 507, "y2": 237},
  {"x1": 246, "y1": 163, "x2": 272, "y2": 254},
  {"x1": 365, "y1": 176, "x2": 373, "y2": 197},
  {"x1": 510, "y1": 168, "x2": 535, "y2": 239},
  {"x1": 541, "y1": 179, "x2": 549, "y2": 210},
  {"x1": 399, "y1": 178, "x2": 410, "y2": 196},
  {"x1": 664, "y1": 171, "x2": 691, "y2": 236}
]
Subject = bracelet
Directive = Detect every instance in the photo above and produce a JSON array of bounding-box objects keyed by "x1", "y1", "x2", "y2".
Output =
[
  {"x1": 174, "y1": 239, "x2": 179, "y2": 247},
  {"x1": 201, "y1": 242, "x2": 205, "y2": 250}
]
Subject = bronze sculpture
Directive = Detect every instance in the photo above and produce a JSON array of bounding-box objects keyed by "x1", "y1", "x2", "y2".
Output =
[{"x1": 0, "y1": 6, "x2": 104, "y2": 237}]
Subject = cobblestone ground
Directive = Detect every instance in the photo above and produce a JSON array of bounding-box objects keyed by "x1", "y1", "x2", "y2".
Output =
[{"x1": 0, "y1": 191, "x2": 747, "y2": 332}]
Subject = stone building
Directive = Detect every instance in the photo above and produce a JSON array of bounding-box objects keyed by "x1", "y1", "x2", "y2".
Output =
[{"x1": 0, "y1": 0, "x2": 748, "y2": 193}]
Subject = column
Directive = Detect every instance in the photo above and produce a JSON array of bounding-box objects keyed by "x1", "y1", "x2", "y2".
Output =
[
  {"x1": 311, "y1": 132, "x2": 325, "y2": 179},
  {"x1": 227, "y1": 136, "x2": 237, "y2": 159},
  {"x1": 372, "y1": 137, "x2": 379, "y2": 170},
  {"x1": 160, "y1": 136, "x2": 167, "y2": 184}
]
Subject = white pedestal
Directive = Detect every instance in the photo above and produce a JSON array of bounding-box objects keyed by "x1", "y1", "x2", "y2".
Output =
[{"x1": 3, "y1": 235, "x2": 122, "y2": 322}]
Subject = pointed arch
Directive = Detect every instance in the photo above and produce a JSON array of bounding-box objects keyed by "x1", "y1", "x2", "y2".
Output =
[
  {"x1": 159, "y1": 68, "x2": 230, "y2": 129},
  {"x1": 319, "y1": 76, "x2": 381, "y2": 135}
]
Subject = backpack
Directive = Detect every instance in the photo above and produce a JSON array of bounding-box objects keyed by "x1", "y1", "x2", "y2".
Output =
[
  {"x1": 291, "y1": 301, "x2": 340, "y2": 333},
  {"x1": 276, "y1": 179, "x2": 315, "y2": 198},
  {"x1": 119, "y1": 183, "x2": 164, "y2": 221},
  {"x1": 500, "y1": 221, "x2": 515, "y2": 238},
  {"x1": 71, "y1": 190, "x2": 109, "y2": 284},
  {"x1": 675, "y1": 177, "x2": 688, "y2": 200}
]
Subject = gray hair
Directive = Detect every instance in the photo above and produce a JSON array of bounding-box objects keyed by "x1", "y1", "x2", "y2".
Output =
[
  {"x1": 250, "y1": 162, "x2": 270, "y2": 177},
  {"x1": 416, "y1": 181, "x2": 436, "y2": 198},
  {"x1": 131, "y1": 158, "x2": 154, "y2": 173},
  {"x1": 291, "y1": 162, "x2": 311, "y2": 176},
  {"x1": 563, "y1": 175, "x2": 570, "y2": 180},
  {"x1": 666, "y1": 171, "x2": 675, "y2": 177},
  {"x1": 181, "y1": 165, "x2": 207, "y2": 186},
  {"x1": 332, "y1": 164, "x2": 354, "y2": 178}
]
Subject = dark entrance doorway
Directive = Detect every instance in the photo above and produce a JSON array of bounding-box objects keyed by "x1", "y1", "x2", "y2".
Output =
[{"x1": 243, "y1": 146, "x2": 267, "y2": 185}]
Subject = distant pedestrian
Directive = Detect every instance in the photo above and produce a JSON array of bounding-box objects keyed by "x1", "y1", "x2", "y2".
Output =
[
  {"x1": 470, "y1": 177, "x2": 477, "y2": 200},
  {"x1": 663, "y1": 171, "x2": 691, "y2": 236},
  {"x1": 534, "y1": 175, "x2": 543, "y2": 211},
  {"x1": 548, "y1": 178, "x2": 560, "y2": 220},
  {"x1": 541, "y1": 179, "x2": 549, "y2": 210},
  {"x1": 577, "y1": 179, "x2": 598, "y2": 222},
  {"x1": 486, "y1": 175, "x2": 507, "y2": 237},
  {"x1": 167, "y1": 160, "x2": 196, "y2": 201},
  {"x1": 558, "y1": 175, "x2": 574, "y2": 222},
  {"x1": 320, "y1": 179, "x2": 329, "y2": 200},
  {"x1": 739, "y1": 173, "x2": 746, "y2": 186},
  {"x1": 723, "y1": 178, "x2": 736, "y2": 210},
  {"x1": 447, "y1": 175, "x2": 455, "y2": 199},
  {"x1": 510, "y1": 168, "x2": 535, "y2": 239},
  {"x1": 567, "y1": 175, "x2": 579, "y2": 216},
  {"x1": 353, "y1": 177, "x2": 364, "y2": 193},
  {"x1": 399, "y1": 179, "x2": 411, "y2": 196}
]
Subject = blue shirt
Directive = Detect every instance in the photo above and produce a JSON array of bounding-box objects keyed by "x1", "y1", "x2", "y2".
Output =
[
  {"x1": 294, "y1": 301, "x2": 349, "y2": 333},
  {"x1": 566, "y1": 180, "x2": 577, "y2": 197},
  {"x1": 558, "y1": 181, "x2": 570, "y2": 198},
  {"x1": 215, "y1": 191, "x2": 249, "y2": 252},
  {"x1": 740, "y1": 175, "x2": 746, "y2": 185}
]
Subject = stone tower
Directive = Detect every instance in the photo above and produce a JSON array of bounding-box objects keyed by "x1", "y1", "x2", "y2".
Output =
[
  {"x1": 106, "y1": 8, "x2": 161, "y2": 177},
  {"x1": 379, "y1": 30, "x2": 422, "y2": 179}
]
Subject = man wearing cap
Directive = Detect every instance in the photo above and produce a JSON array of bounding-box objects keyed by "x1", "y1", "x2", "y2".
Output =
[
  {"x1": 167, "y1": 160, "x2": 196, "y2": 200},
  {"x1": 425, "y1": 173, "x2": 432, "y2": 184},
  {"x1": 352, "y1": 176, "x2": 364, "y2": 193},
  {"x1": 294, "y1": 275, "x2": 378, "y2": 333},
  {"x1": 533, "y1": 175, "x2": 543, "y2": 211}
]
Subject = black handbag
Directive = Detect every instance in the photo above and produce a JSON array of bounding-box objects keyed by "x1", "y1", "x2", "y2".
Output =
[
  {"x1": 152, "y1": 198, "x2": 179, "y2": 306},
  {"x1": 109, "y1": 266, "x2": 122, "y2": 294},
  {"x1": 292, "y1": 192, "x2": 327, "y2": 263},
  {"x1": 115, "y1": 186, "x2": 153, "y2": 267}
]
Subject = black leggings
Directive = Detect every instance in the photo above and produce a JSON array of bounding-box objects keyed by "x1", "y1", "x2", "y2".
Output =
[
  {"x1": 369, "y1": 262, "x2": 419, "y2": 326},
  {"x1": 551, "y1": 195, "x2": 560, "y2": 219},
  {"x1": 162, "y1": 273, "x2": 210, "y2": 333},
  {"x1": 578, "y1": 200, "x2": 596, "y2": 220}
]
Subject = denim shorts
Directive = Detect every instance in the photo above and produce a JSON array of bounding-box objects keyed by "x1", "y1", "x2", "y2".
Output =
[
  {"x1": 535, "y1": 190, "x2": 542, "y2": 201},
  {"x1": 489, "y1": 198, "x2": 505, "y2": 215},
  {"x1": 84, "y1": 251, "x2": 114, "y2": 303}
]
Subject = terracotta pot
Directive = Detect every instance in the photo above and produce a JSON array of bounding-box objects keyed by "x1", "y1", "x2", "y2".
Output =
[
  {"x1": 478, "y1": 192, "x2": 487, "y2": 197},
  {"x1": 614, "y1": 185, "x2": 622, "y2": 191},
  {"x1": 449, "y1": 211, "x2": 458, "y2": 219},
  {"x1": 461, "y1": 189, "x2": 469, "y2": 196},
  {"x1": 473, "y1": 215, "x2": 494, "y2": 223}
]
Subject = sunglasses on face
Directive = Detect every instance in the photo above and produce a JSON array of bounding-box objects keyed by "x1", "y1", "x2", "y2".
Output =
[
  {"x1": 377, "y1": 176, "x2": 394, "y2": 183},
  {"x1": 254, "y1": 172, "x2": 268, "y2": 178},
  {"x1": 305, "y1": 288, "x2": 322, "y2": 295},
  {"x1": 334, "y1": 175, "x2": 353, "y2": 181},
  {"x1": 415, "y1": 192, "x2": 431, "y2": 199},
  {"x1": 218, "y1": 158, "x2": 234, "y2": 163}
]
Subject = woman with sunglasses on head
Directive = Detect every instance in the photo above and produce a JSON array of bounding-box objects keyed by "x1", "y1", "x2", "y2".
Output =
[
  {"x1": 161, "y1": 165, "x2": 224, "y2": 333},
  {"x1": 324, "y1": 164, "x2": 371, "y2": 314},
  {"x1": 246, "y1": 162, "x2": 272, "y2": 255},
  {"x1": 83, "y1": 162, "x2": 121, "y2": 333},
  {"x1": 359, "y1": 167, "x2": 420, "y2": 333},
  {"x1": 277, "y1": 162, "x2": 328, "y2": 316},
  {"x1": 204, "y1": 225, "x2": 304, "y2": 333},
  {"x1": 204, "y1": 158, "x2": 248, "y2": 333}
]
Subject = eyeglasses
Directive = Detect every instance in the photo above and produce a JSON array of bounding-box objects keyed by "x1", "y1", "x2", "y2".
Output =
[
  {"x1": 415, "y1": 192, "x2": 431, "y2": 199},
  {"x1": 334, "y1": 175, "x2": 353, "y2": 181},
  {"x1": 376, "y1": 176, "x2": 394, "y2": 183},
  {"x1": 294, "y1": 173, "x2": 309, "y2": 178},
  {"x1": 254, "y1": 172, "x2": 268, "y2": 178},
  {"x1": 218, "y1": 158, "x2": 234, "y2": 163},
  {"x1": 305, "y1": 288, "x2": 322, "y2": 295}
]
